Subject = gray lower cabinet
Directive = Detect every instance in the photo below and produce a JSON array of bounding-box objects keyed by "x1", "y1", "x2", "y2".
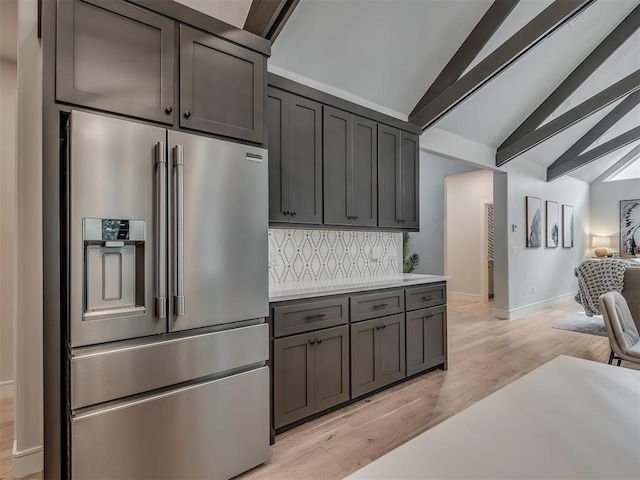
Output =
[
  {"x1": 180, "y1": 25, "x2": 265, "y2": 143},
  {"x1": 378, "y1": 125, "x2": 419, "y2": 230},
  {"x1": 323, "y1": 107, "x2": 377, "y2": 227},
  {"x1": 351, "y1": 314, "x2": 405, "y2": 398},
  {"x1": 56, "y1": 0, "x2": 176, "y2": 124},
  {"x1": 406, "y1": 306, "x2": 447, "y2": 376},
  {"x1": 267, "y1": 88, "x2": 323, "y2": 225},
  {"x1": 274, "y1": 326, "x2": 349, "y2": 428}
]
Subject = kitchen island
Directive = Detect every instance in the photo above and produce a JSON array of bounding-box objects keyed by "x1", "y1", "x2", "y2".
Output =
[{"x1": 347, "y1": 355, "x2": 640, "y2": 479}]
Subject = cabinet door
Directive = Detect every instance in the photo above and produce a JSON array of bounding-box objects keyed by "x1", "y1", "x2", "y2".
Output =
[
  {"x1": 350, "y1": 319, "x2": 379, "y2": 398},
  {"x1": 351, "y1": 116, "x2": 378, "y2": 227},
  {"x1": 314, "y1": 326, "x2": 350, "y2": 412},
  {"x1": 406, "y1": 309, "x2": 428, "y2": 376},
  {"x1": 288, "y1": 96, "x2": 323, "y2": 224},
  {"x1": 377, "y1": 124, "x2": 401, "y2": 228},
  {"x1": 378, "y1": 314, "x2": 406, "y2": 388},
  {"x1": 273, "y1": 333, "x2": 315, "y2": 428},
  {"x1": 180, "y1": 25, "x2": 264, "y2": 143},
  {"x1": 406, "y1": 306, "x2": 446, "y2": 376},
  {"x1": 400, "y1": 131, "x2": 419, "y2": 229},
  {"x1": 57, "y1": 0, "x2": 175, "y2": 124},
  {"x1": 323, "y1": 107, "x2": 352, "y2": 226},
  {"x1": 426, "y1": 307, "x2": 447, "y2": 368},
  {"x1": 266, "y1": 88, "x2": 290, "y2": 223}
]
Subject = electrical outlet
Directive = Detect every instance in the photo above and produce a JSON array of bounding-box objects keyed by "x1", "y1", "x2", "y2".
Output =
[
  {"x1": 371, "y1": 247, "x2": 382, "y2": 262},
  {"x1": 269, "y1": 250, "x2": 280, "y2": 266},
  {"x1": 532, "y1": 286, "x2": 536, "y2": 294},
  {"x1": 511, "y1": 246, "x2": 517, "y2": 254}
]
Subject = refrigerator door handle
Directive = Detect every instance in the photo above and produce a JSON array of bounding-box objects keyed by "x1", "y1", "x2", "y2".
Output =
[
  {"x1": 172, "y1": 145, "x2": 185, "y2": 316},
  {"x1": 155, "y1": 142, "x2": 167, "y2": 319}
]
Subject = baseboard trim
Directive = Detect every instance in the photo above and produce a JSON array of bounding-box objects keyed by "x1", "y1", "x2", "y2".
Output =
[
  {"x1": 448, "y1": 292, "x2": 482, "y2": 303},
  {"x1": 12, "y1": 441, "x2": 43, "y2": 478},
  {"x1": 493, "y1": 293, "x2": 576, "y2": 320},
  {"x1": 0, "y1": 380, "x2": 13, "y2": 399}
]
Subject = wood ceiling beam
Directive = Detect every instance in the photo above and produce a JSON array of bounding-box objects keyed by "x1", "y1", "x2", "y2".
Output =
[
  {"x1": 547, "y1": 125, "x2": 640, "y2": 181},
  {"x1": 244, "y1": 0, "x2": 300, "y2": 43},
  {"x1": 408, "y1": 0, "x2": 595, "y2": 130},
  {"x1": 409, "y1": 0, "x2": 519, "y2": 119},
  {"x1": 496, "y1": 70, "x2": 640, "y2": 165},
  {"x1": 498, "y1": 5, "x2": 640, "y2": 156},
  {"x1": 546, "y1": 90, "x2": 640, "y2": 176}
]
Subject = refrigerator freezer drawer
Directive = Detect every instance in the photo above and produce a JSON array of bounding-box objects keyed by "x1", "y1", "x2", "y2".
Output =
[
  {"x1": 72, "y1": 367, "x2": 270, "y2": 479},
  {"x1": 71, "y1": 323, "x2": 268, "y2": 409}
]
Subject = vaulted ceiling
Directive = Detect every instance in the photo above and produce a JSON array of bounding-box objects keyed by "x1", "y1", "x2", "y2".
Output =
[{"x1": 266, "y1": 0, "x2": 640, "y2": 184}]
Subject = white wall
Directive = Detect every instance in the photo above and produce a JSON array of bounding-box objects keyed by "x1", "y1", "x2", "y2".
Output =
[
  {"x1": 497, "y1": 161, "x2": 590, "y2": 317},
  {"x1": 0, "y1": 59, "x2": 17, "y2": 398},
  {"x1": 13, "y1": 0, "x2": 43, "y2": 476},
  {"x1": 411, "y1": 151, "x2": 479, "y2": 276},
  {"x1": 590, "y1": 177, "x2": 640, "y2": 254},
  {"x1": 445, "y1": 170, "x2": 494, "y2": 301}
]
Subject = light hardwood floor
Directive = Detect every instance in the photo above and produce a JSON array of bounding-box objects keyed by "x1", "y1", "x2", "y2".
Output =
[{"x1": 1, "y1": 298, "x2": 634, "y2": 480}]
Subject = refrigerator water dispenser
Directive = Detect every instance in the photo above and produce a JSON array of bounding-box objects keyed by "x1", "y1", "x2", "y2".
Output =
[{"x1": 83, "y1": 218, "x2": 146, "y2": 321}]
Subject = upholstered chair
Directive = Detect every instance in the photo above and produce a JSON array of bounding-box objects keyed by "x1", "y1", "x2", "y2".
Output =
[
  {"x1": 599, "y1": 292, "x2": 640, "y2": 366},
  {"x1": 622, "y1": 267, "x2": 640, "y2": 331}
]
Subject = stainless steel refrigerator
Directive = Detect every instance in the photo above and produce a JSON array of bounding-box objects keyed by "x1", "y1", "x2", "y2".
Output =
[{"x1": 66, "y1": 110, "x2": 270, "y2": 479}]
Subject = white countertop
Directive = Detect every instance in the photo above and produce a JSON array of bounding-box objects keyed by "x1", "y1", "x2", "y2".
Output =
[
  {"x1": 269, "y1": 273, "x2": 448, "y2": 303},
  {"x1": 346, "y1": 355, "x2": 640, "y2": 480}
]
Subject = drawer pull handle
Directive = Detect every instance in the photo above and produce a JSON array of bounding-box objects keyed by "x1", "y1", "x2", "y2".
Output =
[
  {"x1": 422, "y1": 296, "x2": 433, "y2": 301},
  {"x1": 306, "y1": 313, "x2": 327, "y2": 320},
  {"x1": 373, "y1": 303, "x2": 389, "y2": 309}
]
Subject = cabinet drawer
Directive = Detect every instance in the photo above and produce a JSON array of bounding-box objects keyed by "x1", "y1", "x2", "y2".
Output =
[
  {"x1": 405, "y1": 283, "x2": 446, "y2": 311},
  {"x1": 273, "y1": 298, "x2": 348, "y2": 337},
  {"x1": 350, "y1": 290, "x2": 404, "y2": 323}
]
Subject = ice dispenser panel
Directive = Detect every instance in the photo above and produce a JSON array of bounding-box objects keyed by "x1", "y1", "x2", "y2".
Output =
[{"x1": 83, "y1": 218, "x2": 146, "y2": 321}]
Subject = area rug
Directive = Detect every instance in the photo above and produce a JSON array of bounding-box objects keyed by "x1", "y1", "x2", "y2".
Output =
[{"x1": 552, "y1": 313, "x2": 608, "y2": 337}]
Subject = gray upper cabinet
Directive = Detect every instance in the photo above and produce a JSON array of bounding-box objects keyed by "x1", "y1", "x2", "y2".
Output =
[
  {"x1": 378, "y1": 125, "x2": 419, "y2": 230},
  {"x1": 400, "y1": 131, "x2": 420, "y2": 229},
  {"x1": 180, "y1": 25, "x2": 265, "y2": 143},
  {"x1": 323, "y1": 107, "x2": 377, "y2": 228},
  {"x1": 266, "y1": 88, "x2": 323, "y2": 225},
  {"x1": 56, "y1": 0, "x2": 176, "y2": 124}
]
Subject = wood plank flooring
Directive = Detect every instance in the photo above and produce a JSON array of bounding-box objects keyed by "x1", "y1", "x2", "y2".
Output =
[{"x1": 1, "y1": 298, "x2": 634, "y2": 479}]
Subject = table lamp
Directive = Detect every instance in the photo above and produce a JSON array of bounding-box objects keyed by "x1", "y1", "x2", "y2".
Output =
[{"x1": 592, "y1": 236, "x2": 611, "y2": 257}]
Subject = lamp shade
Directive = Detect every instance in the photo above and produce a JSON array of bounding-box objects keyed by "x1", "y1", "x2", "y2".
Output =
[{"x1": 592, "y1": 236, "x2": 611, "y2": 248}]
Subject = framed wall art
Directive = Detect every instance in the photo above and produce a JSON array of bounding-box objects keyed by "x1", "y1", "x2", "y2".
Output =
[
  {"x1": 546, "y1": 201, "x2": 559, "y2": 248},
  {"x1": 562, "y1": 204, "x2": 574, "y2": 248},
  {"x1": 526, "y1": 196, "x2": 541, "y2": 248},
  {"x1": 620, "y1": 199, "x2": 640, "y2": 257}
]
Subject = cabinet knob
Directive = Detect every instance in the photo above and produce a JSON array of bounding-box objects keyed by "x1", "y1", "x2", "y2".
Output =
[
  {"x1": 184, "y1": 110, "x2": 192, "y2": 119},
  {"x1": 376, "y1": 325, "x2": 382, "y2": 330},
  {"x1": 316, "y1": 338, "x2": 322, "y2": 344},
  {"x1": 382, "y1": 324, "x2": 387, "y2": 329},
  {"x1": 355, "y1": 216, "x2": 359, "y2": 220},
  {"x1": 164, "y1": 106, "x2": 173, "y2": 115},
  {"x1": 291, "y1": 211, "x2": 296, "y2": 216},
  {"x1": 309, "y1": 339, "x2": 315, "y2": 345},
  {"x1": 282, "y1": 211, "x2": 290, "y2": 215}
]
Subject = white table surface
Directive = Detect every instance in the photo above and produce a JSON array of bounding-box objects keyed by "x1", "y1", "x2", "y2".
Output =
[
  {"x1": 269, "y1": 273, "x2": 449, "y2": 303},
  {"x1": 347, "y1": 355, "x2": 640, "y2": 479}
]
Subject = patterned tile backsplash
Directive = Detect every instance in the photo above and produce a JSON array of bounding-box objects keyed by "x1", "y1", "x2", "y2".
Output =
[{"x1": 268, "y1": 229, "x2": 402, "y2": 283}]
